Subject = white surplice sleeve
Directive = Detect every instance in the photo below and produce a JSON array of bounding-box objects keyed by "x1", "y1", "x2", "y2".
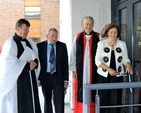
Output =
[
  {"x1": 19, "y1": 46, "x2": 36, "y2": 61},
  {"x1": 0, "y1": 38, "x2": 27, "y2": 97},
  {"x1": 69, "y1": 34, "x2": 77, "y2": 71},
  {"x1": 26, "y1": 38, "x2": 41, "y2": 80}
]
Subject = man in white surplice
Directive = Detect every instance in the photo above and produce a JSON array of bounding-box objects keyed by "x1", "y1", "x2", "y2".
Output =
[{"x1": 0, "y1": 19, "x2": 41, "y2": 113}]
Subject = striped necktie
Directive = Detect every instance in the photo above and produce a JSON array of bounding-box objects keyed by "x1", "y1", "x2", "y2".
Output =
[{"x1": 49, "y1": 44, "x2": 56, "y2": 73}]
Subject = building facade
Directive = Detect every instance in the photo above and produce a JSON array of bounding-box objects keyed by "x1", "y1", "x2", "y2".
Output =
[
  {"x1": 0, "y1": 0, "x2": 141, "y2": 112},
  {"x1": 0, "y1": 0, "x2": 59, "y2": 46}
]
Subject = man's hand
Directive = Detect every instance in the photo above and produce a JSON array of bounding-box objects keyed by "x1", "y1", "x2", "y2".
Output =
[
  {"x1": 38, "y1": 82, "x2": 41, "y2": 87},
  {"x1": 28, "y1": 60, "x2": 37, "y2": 70},
  {"x1": 64, "y1": 81, "x2": 69, "y2": 89},
  {"x1": 72, "y1": 71, "x2": 77, "y2": 78}
]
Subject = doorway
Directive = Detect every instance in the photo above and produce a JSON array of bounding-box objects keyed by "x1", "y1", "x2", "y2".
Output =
[{"x1": 112, "y1": 0, "x2": 141, "y2": 112}]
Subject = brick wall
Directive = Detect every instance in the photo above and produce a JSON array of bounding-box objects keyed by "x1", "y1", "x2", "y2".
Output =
[
  {"x1": 41, "y1": 0, "x2": 60, "y2": 41},
  {"x1": 0, "y1": 0, "x2": 60, "y2": 46},
  {"x1": 0, "y1": 0, "x2": 24, "y2": 46}
]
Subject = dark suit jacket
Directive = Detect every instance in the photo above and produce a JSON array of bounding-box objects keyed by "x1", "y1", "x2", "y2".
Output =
[{"x1": 37, "y1": 40, "x2": 68, "y2": 86}]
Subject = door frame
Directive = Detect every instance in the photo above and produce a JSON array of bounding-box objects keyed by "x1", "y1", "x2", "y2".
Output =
[{"x1": 111, "y1": 0, "x2": 141, "y2": 113}]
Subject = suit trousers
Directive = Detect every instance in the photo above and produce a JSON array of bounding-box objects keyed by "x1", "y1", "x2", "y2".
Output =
[{"x1": 41, "y1": 73, "x2": 65, "y2": 113}]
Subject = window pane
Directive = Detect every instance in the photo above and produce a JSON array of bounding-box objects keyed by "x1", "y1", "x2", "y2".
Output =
[
  {"x1": 119, "y1": 8, "x2": 127, "y2": 41},
  {"x1": 25, "y1": 7, "x2": 40, "y2": 13},
  {"x1": 27, "y1": 20, "x2": 41, "y2": 38},
  {"x1": 133, "y1": 1, "x2": 141, "y2": 112},
  {"x1": 25, "y1": 13, "x2": 40, "y2": 19},
  {"x1": 31, "y1": 38, "x2": 40, "y2": 43},
  {"x1": 25, "y1": 7, "x2": 40, "y2": 19},
  {"x1": 25, "y1": 0, "x2": 41, "y2": 7}
]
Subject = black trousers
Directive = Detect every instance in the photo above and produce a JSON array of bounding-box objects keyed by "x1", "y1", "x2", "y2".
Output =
[
  {"x1": 41, "y1": 73, "x2": 65, "y2": 113},
  {"x1": 98, "y1": 74, "x2": 123, "y2": 113}
]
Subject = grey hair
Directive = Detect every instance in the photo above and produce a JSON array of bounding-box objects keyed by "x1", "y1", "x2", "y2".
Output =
[
  {"x1": 82, "y1": 16, "x2": 94, "y2": 24},
  {"x1": 47, "y1": 28, "x2": 58, "y2": 35}
]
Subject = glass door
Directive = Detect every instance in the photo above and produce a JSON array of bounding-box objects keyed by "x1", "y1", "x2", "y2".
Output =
[
  {"x1": 118, "y1": 6, "x2": 129, "y2": 113},
  {"x1": 119, "y1": 8, "x2": 127, "y2": 42},
  {"x1": 133, "y1": 1, "x2": 141, "y2": 112},
  {"x1": 116, "y1": 0, "x2": 141, "y2": 112}
]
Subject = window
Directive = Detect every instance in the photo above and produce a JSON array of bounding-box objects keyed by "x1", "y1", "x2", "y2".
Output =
[
  {"x1": 25, "y1": 7, "x2": 40, "y2": 19},
  {"x1": 24, "y1": 0, "x2": 41, "y2": 42}
]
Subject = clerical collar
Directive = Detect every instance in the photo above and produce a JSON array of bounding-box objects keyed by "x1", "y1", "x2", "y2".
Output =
[
  {"x1": 20, "y1": 38, "x2": 27, "y2": 42},
  {"x1": 14, "y1": 33, "x2": 26, "y2": 42},
  {"x1": 84, "y1": 31, "x2": 93, "y2": 35}
]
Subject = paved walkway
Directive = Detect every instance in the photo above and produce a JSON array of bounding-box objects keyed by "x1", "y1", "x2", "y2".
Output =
[
  {"x1": 65, "y1": 104, "x2": 73, "y2": 113},
  {"x1": 38, "y1": 87, "x2": 74, "y2": 113}
]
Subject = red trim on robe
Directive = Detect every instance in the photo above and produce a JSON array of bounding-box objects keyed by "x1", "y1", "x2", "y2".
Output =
[{"x1": 73, "y1": 33, "x2": 95, "y2": 113}]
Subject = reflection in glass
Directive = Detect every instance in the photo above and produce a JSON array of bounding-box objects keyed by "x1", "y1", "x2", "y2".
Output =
[
  {"x1": 133, "y1": 1, "x2": 141, "y2": 112},
  {"x1": 119, "y1": 9, "x2": 128, "y2": 112},
  {"x1": 119, "y1": 8, "x2": 127, "y2": 41}
]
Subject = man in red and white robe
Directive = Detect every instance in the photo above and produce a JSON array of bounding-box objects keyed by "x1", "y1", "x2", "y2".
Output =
[{"x1": 70, "y1": 16, "x2": 100, "y2": 113}]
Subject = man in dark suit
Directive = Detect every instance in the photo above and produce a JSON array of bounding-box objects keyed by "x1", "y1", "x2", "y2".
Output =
[{"x1": 37, "y1": 28, "x2": 69, "y2": 113}]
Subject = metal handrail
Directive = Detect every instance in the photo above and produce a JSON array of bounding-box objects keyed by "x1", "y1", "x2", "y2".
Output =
[{"x1": 83, "y1": 82, "x2": 141, "y2": 113}]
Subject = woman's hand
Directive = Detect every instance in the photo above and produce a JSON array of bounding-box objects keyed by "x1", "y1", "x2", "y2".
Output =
[
  {"x1": 125, "y1": 66, "x2": 133, "y2": 75},
  {"x1": 107, "y1": 68, "x2": 117, "y2": 76},
  {"x1": 99, "y1": 63, "x2": 117, "y2": 76},
  {"x1": 125, "y1": 62, "x2": 133, "y2": 75}
]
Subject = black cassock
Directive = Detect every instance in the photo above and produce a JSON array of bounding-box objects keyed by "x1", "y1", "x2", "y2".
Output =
[{"x1": 13, "y1": 33, "x2": 41, "y2": 113}]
